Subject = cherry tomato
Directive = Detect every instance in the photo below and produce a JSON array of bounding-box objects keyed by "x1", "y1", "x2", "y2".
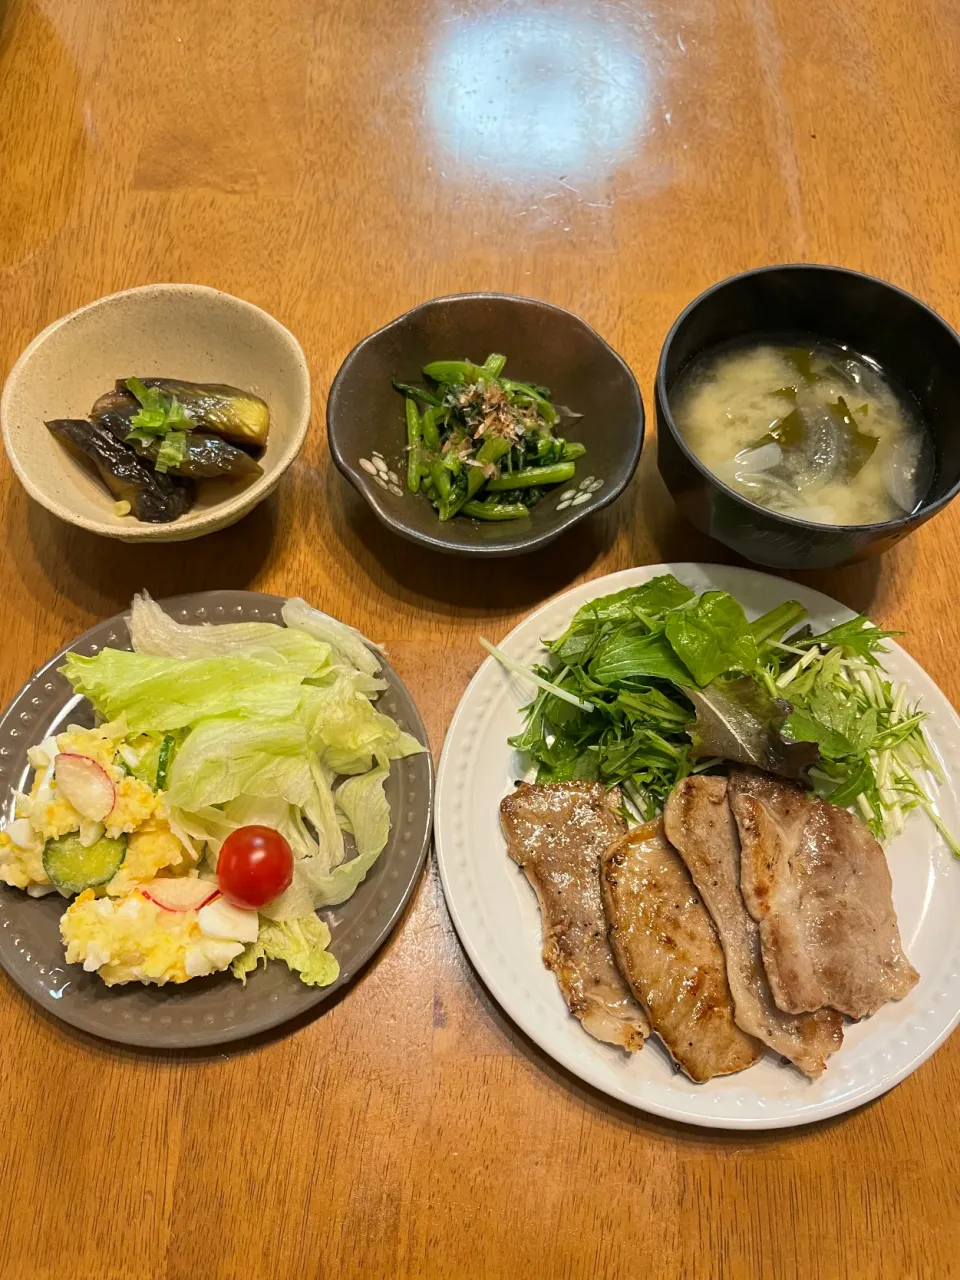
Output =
[{"x1": 216, "y1": 825, "x2": 293, "y2": 909}]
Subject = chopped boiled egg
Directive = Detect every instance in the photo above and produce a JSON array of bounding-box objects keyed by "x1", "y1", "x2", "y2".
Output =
[
  {"x1": 78, "y1": 820, "x2": 105, "y2": 848},
  {"x1": 197, "y1": 896, "x2": 259, "y2": 943},
  {"x1": 185, "y1": 939, "x2": 248, "y2": 978},
  {"x1": 26, "y1": 737, "x2": 59, "y2": 771},
  {"x1": 55, "y1": 718, "x2": 129, "y2": 771},
  {"x1": 104, "y1": 775, "x2": 157, "y2": 837},
  {"x1": 106, "y1": 816, "x2": 195, "y2": 896},
  {"x1": 20, "y1": 788, "x2": 83, "y2": 842},
  {"x1": 0, "y1": 829, "x2": 49, "y2": 890},
  {"x1": 7, "y1": 818, "x2": 38, "y2": 851},
  {"x1": 117, "y1": 743, "x2": 143, "y2": 771}
]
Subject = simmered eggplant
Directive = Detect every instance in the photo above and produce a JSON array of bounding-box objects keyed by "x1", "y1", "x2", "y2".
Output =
[
  {"x1": 46, "y1": 373, "x2": 268, "y2": 524},
  {"x1": 91, "y1": 390, "x2": 264, "y2": 480},
  {"x1": 115, "y1": 378, "x2": 270, "y2": 448},
  {"x1": 172, "y1": 433, "x2": 264, "y2": 479},
  {"x1": 88, "y1": 387, "x2": 137, "y2": 424},
  {"x1": 46, "y1": 419, "x2": 194, "y2": 523}
]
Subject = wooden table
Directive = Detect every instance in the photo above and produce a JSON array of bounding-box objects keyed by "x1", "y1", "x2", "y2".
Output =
[{"x1": 1, "y1": 0, "x2": 958, "y2": 1275}]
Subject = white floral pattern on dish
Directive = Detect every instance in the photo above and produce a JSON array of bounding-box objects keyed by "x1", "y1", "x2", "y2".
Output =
[
  {"x1": 360, "y1": 451, "x2": 403, "y2": 497},
  {"x1": 556, "y1": 476, "x2": 604, "y2": 511}
]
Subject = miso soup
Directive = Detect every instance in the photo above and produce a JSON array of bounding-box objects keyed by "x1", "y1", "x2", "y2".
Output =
[{"x1": 669, "y1": 336, "x2": 934, "y2": 525}]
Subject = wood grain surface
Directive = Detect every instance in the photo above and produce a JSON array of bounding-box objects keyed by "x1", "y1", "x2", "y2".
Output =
[{"x1": 1, "y1": 0, "x2": 958, "y2": 1276}]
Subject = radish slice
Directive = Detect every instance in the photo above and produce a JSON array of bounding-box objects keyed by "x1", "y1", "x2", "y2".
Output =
[
  {"x1": 141, "y1": 878, "x2": 220, "y2": 913},
  {"x1": 54, "y1": 754, "x2": 115, "y2": 822}
]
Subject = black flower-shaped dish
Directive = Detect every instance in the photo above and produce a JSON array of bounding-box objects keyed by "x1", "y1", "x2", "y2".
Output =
[{"x1": 327, "y1": 293, "x2": 644, "y2": 556}]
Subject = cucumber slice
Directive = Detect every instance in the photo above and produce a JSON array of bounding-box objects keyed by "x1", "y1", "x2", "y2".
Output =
[
  {"x1": 128, "y1": 738, "x2": 161, "y2": 786},
  {"x1": 155, "y1": 734, "x2": 175, "y2": 791},
  {"x1": 43, "y1": 832, "x2": 127, "y2": 896},
  {"x1": 129, "y1": 733, "x2": 176, "y2": 790}
]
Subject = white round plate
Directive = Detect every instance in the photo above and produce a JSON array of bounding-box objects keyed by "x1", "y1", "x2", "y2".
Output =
[{"x1": 435, "y1": 563, "x2": 960, "y2": 1129}]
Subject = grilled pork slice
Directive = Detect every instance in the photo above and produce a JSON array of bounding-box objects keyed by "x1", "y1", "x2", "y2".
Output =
[
  {"x1": 728, "y1": 768, "x2": 919, "y2": 1019},
  {"x1": 664, "y1": 776, "x2": 843, "y2": 1078},
  {"x1": 599, "y1": 818, "x2": 763, "y2": 1082},
  {"x1": 500, "y1": 782, "x2": 649, "y2": 1051}
]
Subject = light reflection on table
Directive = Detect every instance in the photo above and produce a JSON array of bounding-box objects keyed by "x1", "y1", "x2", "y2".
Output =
[{"x1": 425, "y1": 6, "x2": 651, "y2": 184}]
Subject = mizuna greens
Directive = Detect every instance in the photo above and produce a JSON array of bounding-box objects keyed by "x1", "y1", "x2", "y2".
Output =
[{"x1": 483, "y1": 574, "x2": 958, "y2": 855}]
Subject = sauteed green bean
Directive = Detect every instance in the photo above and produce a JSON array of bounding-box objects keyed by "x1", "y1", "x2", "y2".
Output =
[{"x1": 392, "y1": 354, "x2": 585, "y2": 522}]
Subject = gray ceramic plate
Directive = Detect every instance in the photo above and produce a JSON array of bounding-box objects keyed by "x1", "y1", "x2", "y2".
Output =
[
  {"x1": 0, "y1": 592, "x2": 433, "y2": 1048},
  {"x1": 327, "y1": 293, "x2": 645, "y2": 556}
]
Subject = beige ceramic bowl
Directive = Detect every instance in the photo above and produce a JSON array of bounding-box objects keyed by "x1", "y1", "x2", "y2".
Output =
[{"x1": 1, "y1": 284, "x2": 311, "y2": 542}]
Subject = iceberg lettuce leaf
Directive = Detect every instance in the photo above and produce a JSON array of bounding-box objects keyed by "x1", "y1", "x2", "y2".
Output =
[
  {"x1": 61, "y1": 649, "x2": 303, "y2": 732},
  {"x1": 334, "y1": 759, "x2": 390, "y2": 855},
  {"x1": 261, "y1": 760, "x2": 391, "y2": 919},
  {"x1": 383, "y1": 730, "x2": 426, "y2": 761},
  {"x1": 282, "y1": 598, "x2": 383, "y2": 677},
  {"x1": 304, "y1": 755, "x2": 345, "y2": 869},
  {"x1": 299, "y1": 678, "x2": 397, "y2": 755},
  {"x1": 128, "y1": 591, "x2": 333, "y2": 677},
  {"x1": 166, "y1": 717, "x2": 313, "y2": 809},
  {"x1": 260, "y1": 842, "x2": 385, "y2": 919},
  {"x1": 179, "y1": 769, "x2": 344, "y2": 880},
  {"x1": 298, "y1": 679, "x2": 423, "y2": 789},
  {"x1": 231, "y1": 914, "x2": 339, "y2": 987}
]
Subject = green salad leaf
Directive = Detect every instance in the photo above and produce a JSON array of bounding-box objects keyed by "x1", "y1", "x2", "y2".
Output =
[
  {"x1": 300, "y1": 677, "x2": 409, "y2": 774},
  {"x1": 785, "y1": 690, "x2": 878, "y2": 758},
  {"x1": 262, "y1": 841, "x2": 389, "y2": 919},
  {"x1": 794, "y1": 615, "x2": 900, "y2": 662},
  {"x1": 589, "y1": 630, "x2": 696, "y2": 686},
  {"x1": 128, "y1": 592, "x2": 334, "y2": 678},
  {"x1": 551, "y1": 576, "x2": 694, "y2": 664},
  {"x1": 334, "y1": 757, "x2": 391, "y2": 856},
  {"x1": 260, "y1": 759, "x2": 393, "y2": 920},
  {"x1": 783, "y1": 708, "x2": 855, "y2": 759},
  {"x1": 663, "y1": 591, "x2": 758, "y2": 686},
  {"x1": 686, "y1": 676, "x2": 818, "y2": 780},
  {"x1": 568, "y1": 576, "x2": 695, "y2": 627},
  {"x1": 487, "y1": 573, "x2": 958, "y2": 854},
  {"x1": 282, "y1": 598, "x2": 384, "y2": 680},
  {"x1": 61, "y1": 650, "x2": 304, "y2": 732},
  {"x1": 232, "y1": 914, "x2": 339, "y2": 988},
  {"x1": 166, "y1": 717, "x2": 314, "y2": 810}
]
